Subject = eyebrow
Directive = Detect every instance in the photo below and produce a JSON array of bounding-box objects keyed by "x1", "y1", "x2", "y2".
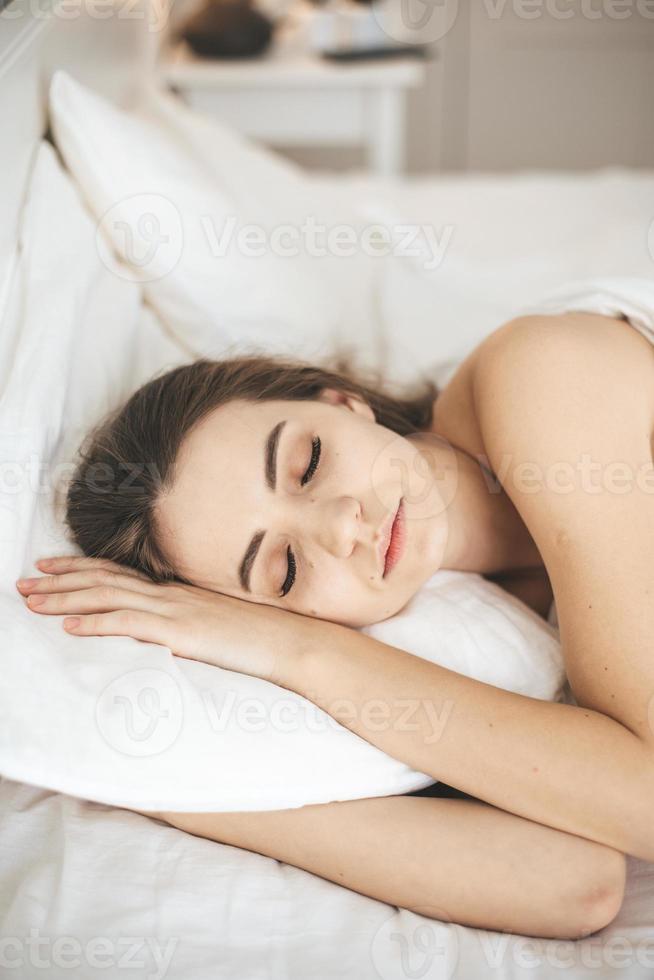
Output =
[{"x1": 238, "y1": 420, "x2": 287, "y2": 593}]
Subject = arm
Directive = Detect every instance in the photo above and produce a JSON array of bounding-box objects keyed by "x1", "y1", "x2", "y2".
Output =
[
  {"x1": 149, "y1": 792, "x2": 624, "y2": 940},
  {"x1": 276, "y1": 613, "x2": 654, "y2": 861}
]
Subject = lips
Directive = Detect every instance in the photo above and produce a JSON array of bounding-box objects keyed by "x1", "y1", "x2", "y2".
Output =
[{"x1": 378, "y1": 498, "x2": 406, "y2": 578}]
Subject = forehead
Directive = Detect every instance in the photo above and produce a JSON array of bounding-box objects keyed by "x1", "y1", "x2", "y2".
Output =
[{"x1": 154, "y1": 398, "x2": 316, "y2": 589}]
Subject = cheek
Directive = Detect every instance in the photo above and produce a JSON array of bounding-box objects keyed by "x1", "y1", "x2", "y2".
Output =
[
  {"x1": 333, "y1": 426, "x2": 381, "y2": 480},
  {"x1": 306, "y1": 580, "x2": 364, "y2": 623},
  {"x1": 315, "y1": 581, "x2": 385, "y2": 628}
]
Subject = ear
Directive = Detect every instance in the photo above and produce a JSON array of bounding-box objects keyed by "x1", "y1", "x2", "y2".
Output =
[{"x1": 317, "y1": 387, "x2": 375, "y2": 422}]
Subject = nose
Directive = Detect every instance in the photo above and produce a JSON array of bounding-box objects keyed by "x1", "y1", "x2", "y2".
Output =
[{"x1": 305, "y1": 495, "x2": 366, "y2": 559}]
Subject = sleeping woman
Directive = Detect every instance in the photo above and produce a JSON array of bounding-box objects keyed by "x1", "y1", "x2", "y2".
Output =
[{"x1": 18, "y1": 282, "x2": 654, "y2": 940}]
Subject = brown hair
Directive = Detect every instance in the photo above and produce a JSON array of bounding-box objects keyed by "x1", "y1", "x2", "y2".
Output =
[{"x1": 64, "y1": 351, "x2": 438, "y2": 584}]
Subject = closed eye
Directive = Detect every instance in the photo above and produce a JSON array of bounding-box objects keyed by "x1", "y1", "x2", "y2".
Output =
[
  {"x1": 300, "y1": 435, "x2": 321, "y2": 487},
  {"x1": 280, "y1": 436, "x2": 321, "y2": 597}
]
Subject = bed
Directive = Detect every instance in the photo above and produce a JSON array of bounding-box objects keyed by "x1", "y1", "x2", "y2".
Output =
[{"x1": 2, "y1": 3, "x2": 654, "y2": 977}]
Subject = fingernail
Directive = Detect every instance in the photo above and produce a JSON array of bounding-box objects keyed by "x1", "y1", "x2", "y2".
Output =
[
  {"x1": 37, "y1": 559, "x2": 55, "y2": 568},
  {"x1": 64, "y1": 618, "x2": 80, "y2": 629},
  {"x1": 27, "y1": 595, "x2": 45, "y2": 606},
  {"x1": 17, "y1": 578, "x2": 38, "y2": 589}
]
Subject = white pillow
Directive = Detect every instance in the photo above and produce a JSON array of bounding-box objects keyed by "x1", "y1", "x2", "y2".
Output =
[
  {"x1": 0, "y1": 141, "x2": 565, "y2": 814},
  {"x1": 362, "y1": 569, "x2": 563, "y2": 701},
  {"x1": 47, "y1": 70, "x2": 386, "y2": 379}
]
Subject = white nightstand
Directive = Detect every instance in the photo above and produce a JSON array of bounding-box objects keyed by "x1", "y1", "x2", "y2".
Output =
[{"x1": 158, "y1": 40, "x2": 425, "y2": 176}]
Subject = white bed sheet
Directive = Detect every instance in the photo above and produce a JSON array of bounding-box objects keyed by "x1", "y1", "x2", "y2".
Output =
[{"x1": 1, "y1": 776, "x2": 653, "y2": 980}]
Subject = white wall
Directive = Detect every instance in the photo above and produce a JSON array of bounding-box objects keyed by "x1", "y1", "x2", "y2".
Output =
[{"x1": 445, "y1": 0, "x2": 654, "y2": 172}]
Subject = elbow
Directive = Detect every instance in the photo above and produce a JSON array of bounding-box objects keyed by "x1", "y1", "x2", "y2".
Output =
[
  {"x1": 568, "y1": 848, "x2": 626, "y2": 939},
  {"x1": 528, "y1": 845, "x2": 627, "y2": 940}
]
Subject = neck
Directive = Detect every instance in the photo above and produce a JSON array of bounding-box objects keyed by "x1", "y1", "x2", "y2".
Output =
[{"x1": 409, "y1": 432, "x2": 543, "y2": 575}]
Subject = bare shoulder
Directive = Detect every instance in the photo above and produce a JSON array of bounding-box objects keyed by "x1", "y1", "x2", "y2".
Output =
[
  {"x1": 431, "y1": 310, "x2": 654, "y2": 492},
  {"x1": 472, "y1": 312, "x2": 654, "y2": 460},
  {"x1": 432, "y1": 310, "x2": 654, "y2": 460},
  {"x1": 472, "y1": 312, "x2": 654, "y2": 420},
  {"x1": 469, "y1": 312, "x2": 654, "y2": 736}
]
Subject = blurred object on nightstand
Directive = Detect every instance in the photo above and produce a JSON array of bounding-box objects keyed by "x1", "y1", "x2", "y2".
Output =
[
  {"x1": 180, "y1": 0, "x2": 275, "y2": 59},
  {"x1": 303, "y1": 0, "x2": 427, "y2": 56}
]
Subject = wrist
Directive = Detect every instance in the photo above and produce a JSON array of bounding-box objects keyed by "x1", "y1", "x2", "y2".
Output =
[{"x1": 268, "y1": 610, "x2": 333, "y2": 691}]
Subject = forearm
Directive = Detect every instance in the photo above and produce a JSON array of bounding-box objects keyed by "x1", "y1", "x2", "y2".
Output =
[
  {"x1": 154, "y1": 794, "x2": 624, "y2": 939},
  {"x1": 277, "y1": 619, "x2": 654, "y2": 861}
]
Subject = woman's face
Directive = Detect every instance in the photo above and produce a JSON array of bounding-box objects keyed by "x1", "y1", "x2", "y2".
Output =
[{"x1": 155, "y1": 389, "x2": 453, "y2": 628}]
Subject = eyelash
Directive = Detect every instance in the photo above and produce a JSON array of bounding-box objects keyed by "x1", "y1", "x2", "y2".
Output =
[{"x1": 280, "y1": 436, "x2": 321, "y2": 597}]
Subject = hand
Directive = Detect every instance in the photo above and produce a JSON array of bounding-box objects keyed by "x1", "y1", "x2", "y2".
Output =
[{"x1": 16, "y1": 554, "x2": 297, "y2": 684}]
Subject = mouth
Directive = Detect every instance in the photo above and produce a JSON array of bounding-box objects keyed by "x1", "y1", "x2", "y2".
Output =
[{"x1": 378, "y1": 498, "x2": 406, "y2": 578}]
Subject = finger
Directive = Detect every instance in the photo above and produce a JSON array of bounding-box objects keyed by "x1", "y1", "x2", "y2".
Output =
[
  {"x1": 35, "y1": 555, "x2": 150, "y2": 580},
  {"x1": 62, "y1": 609, "x2": 174, "y2": 648},
  {"x1": 35, "y1": 555, "x2": 152, "y2": 581},
  {"x1": 17, "y1": 568, "x2": 161, "y2": 597},
  {"x1": 23, "y1": 584, "x2": 170, "y2": 617}
]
